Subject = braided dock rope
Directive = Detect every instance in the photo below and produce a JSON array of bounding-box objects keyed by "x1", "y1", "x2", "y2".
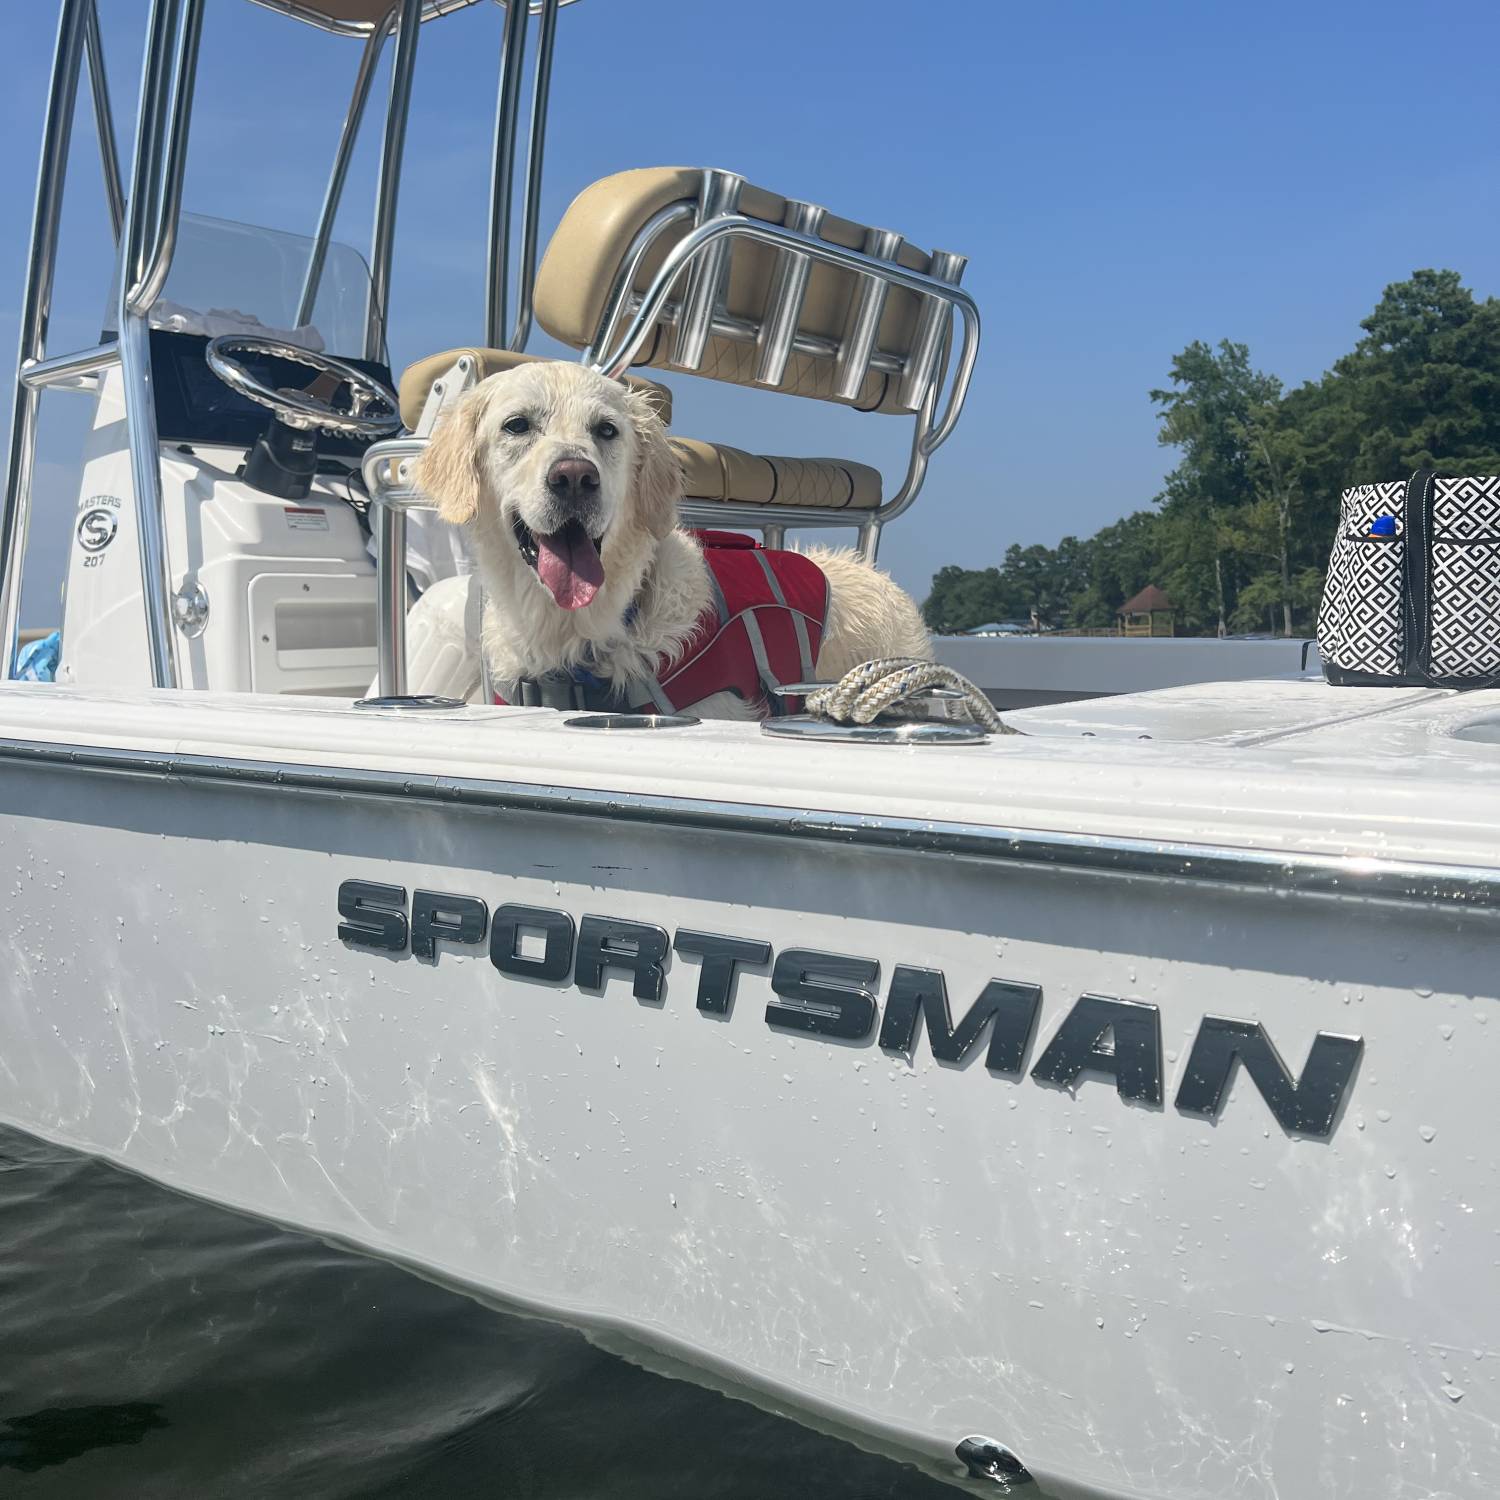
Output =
[{"x1": 803, "y1": 657, "x2": 1016, "y2": 734}]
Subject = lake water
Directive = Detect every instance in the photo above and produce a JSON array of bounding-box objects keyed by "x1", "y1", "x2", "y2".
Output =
[{"x1": 0, "y1": 1124, "x2": 957, "y2": 1498}]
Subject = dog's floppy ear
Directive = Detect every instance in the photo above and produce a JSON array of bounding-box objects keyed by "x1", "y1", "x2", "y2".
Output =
[
  {"x1": 414, "y1": 388, "x2": 484, "y2": 525},
  {"x1": 625, "y1": 386, "x2": 683, "y2": 539}
]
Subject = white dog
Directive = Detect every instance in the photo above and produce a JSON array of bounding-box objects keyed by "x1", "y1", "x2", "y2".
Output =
[{"x1": 413, "y1": 361, "x2": 930, "y2": 718}]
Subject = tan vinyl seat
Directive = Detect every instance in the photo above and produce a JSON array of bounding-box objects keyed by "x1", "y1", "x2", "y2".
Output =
[
  {"x1": 671, "y1": 438, "x2": 881, "y2": 511},
  {"x1": 397, "y1": 347, "x2": 673, "y2": 432},
  {"x1": 533, "y1": 168, "x2": 940, "y2": 417},
  {"x1": 525, "y1": 168, "x2": 952, "y2": 519}
]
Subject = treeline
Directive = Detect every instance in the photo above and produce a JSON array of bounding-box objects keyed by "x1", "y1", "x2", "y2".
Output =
[{"x1": 924, "y1": 270, "x2": 1500, "y2": 636}]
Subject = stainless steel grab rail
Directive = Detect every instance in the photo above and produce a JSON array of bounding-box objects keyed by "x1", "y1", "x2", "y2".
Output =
[
  {"x1": 508, "y1": 0, "x2": 560, "y2": 351},
  {"x1": 0, "y1": 0, "x2": 90, "y2": 681},
  {"x1": 594, "y1": 213, "x2": 980, "y2": 458},
  {"x1": 366, "y1": 0, "x2": 422, "y2": 361},
  {"x1": 82, "y1": 0, "x2": 124, "y2": 242},
  {"x1": 245, "y1": 0, "x2": 578, "y2": 38},
  {"x1": 116, "y1": 0, "x2": 205, "y2": 689},
  {"x1": 298, "y1": 6, "x2": 397, "y2": 329}
]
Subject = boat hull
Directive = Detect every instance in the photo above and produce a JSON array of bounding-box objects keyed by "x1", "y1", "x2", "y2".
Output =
[{"x1": 2, "y1": 686, "x2": 1498, "y2": 1497}]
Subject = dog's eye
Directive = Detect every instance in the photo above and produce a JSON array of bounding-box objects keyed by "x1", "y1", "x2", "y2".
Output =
[
  {"x1": 594, "y1": 421, "x2": 618, "y2": 441},
  {"x1": 502, "y1": 415, "x2": 531, "y2": 436}
]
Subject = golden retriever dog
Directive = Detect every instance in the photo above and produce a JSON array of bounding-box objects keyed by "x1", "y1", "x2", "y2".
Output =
[{"x1": 413, "y1": 360, "x2": 930, "y2": 718}]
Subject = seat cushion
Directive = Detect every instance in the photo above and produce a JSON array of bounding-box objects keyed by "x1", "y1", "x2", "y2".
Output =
[
  {"x1": 398, "y1": 347, "x2": 673, "y2": 431},
  {"x1": 672, "y1": 437, "x2": 881, "y2": 511},
  {"x1": 534, "y1": 167, "x2": 940, "y2": 414}
]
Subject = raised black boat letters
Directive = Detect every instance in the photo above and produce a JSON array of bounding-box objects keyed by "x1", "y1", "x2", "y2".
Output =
[
  {"x1": 879, "y1": 967, "x2": 1041, "y2": 1074},
  {"x1": 336, "y1": 881, "x2": 1363, "y2": 1138},
  {"x1": 1030, "y1": 994, "x2": 1163, "y2": 1105},
  {"x1": 1174, "y1": 1015, "x2": 1364, "y2": 1138},
  {"x1": 766, "y1": 950, "x2": 881, "y2": 1040}
]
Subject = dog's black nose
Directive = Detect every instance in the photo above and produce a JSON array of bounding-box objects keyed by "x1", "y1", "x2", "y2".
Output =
[{"x1": 546, "y1": 458, "x2": 600, "y2": 504}]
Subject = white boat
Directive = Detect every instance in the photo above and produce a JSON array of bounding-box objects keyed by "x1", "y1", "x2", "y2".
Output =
[{"x1": 3, "y1": 4, "x2": 1497, "y2": 1496}]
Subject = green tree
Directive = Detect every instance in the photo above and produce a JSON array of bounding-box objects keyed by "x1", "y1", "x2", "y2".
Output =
[
  {"x1": 995, "y1": 537, "x2": 1091, "y2": 628},
  {"x1": 922, "y1": 565, "x2": 1008, "y2": 633},
  {"x1": 1330, "y1": 268, "x2": 1500, "y2": 480},
  {"x1": 1071, "y1": 510, "x2": 1161, "y2": 628},
  {"x1": 1227, "y1": 399, "x2": 1315, "y2": 636},
  {"x1": 1150, "y1": 340, "x2": 1282, "y2": 636},
  {"x1": 921, "y1": 270, "x2": 1500, "y2": 639}
]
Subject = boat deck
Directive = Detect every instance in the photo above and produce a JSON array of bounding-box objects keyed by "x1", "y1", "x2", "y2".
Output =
[{"x1": 2, "y1": 677, "x2": 1498, "y2": 878}]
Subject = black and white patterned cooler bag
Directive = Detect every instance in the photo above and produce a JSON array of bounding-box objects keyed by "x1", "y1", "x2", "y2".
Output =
[{"x1": 1318, "y1": 470, "x2": 1500, "y2": 687}]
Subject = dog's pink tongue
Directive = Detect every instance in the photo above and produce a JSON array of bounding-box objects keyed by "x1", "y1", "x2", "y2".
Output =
[{"x1": 535, "y1": 525, "x2": 604, "y2": 610}]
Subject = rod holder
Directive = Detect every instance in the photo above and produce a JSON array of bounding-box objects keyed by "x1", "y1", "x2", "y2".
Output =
[
  {"x1": 376, "y1": 502, "x2": 408, "y2": 697},
  {"x1": 896, "y1": 248, "x2": 965, "y2": 412},
  {"x1": 833, "y1": 226, "x2": 902, "y2": 404},
  {"x1": 670, "y1": 169, "x2": 743, "y2": 371},
  {"x1": 753, "y1": 200, "x2": 826, "y2": 389}
]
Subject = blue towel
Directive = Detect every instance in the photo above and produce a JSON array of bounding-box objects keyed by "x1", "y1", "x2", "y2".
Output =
[{"x1": 13, "y1": 629, "x2": 60, "y2": 682}]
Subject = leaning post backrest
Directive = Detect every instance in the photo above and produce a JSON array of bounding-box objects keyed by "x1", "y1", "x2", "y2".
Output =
[{"x1": 532, "y1": 167, "x2": 971, "y2": 420}]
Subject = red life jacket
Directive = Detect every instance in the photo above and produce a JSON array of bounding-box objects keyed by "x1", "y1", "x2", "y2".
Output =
[{"x1": 492, "y1": 530, "x2": 829, "y2": 715}]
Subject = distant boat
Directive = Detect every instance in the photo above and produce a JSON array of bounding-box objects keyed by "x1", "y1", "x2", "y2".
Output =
[{"x1": 963, "y1": 620, "x2": 1033, "y2": 636}]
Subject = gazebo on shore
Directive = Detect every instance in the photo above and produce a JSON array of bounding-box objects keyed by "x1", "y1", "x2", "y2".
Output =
[{"x1": 1118, "y1": 585, "x2": 1176, "y2": 637}]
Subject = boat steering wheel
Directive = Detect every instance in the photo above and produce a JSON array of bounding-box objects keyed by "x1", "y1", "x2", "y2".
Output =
[{"x1": 205, "y1": 334, "x2": 400, "y2": 438}]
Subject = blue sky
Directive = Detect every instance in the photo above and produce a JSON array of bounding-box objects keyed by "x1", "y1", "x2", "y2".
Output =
[{"x1": 3, "y1": 0, "x2": 1498, "y2": 614}]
